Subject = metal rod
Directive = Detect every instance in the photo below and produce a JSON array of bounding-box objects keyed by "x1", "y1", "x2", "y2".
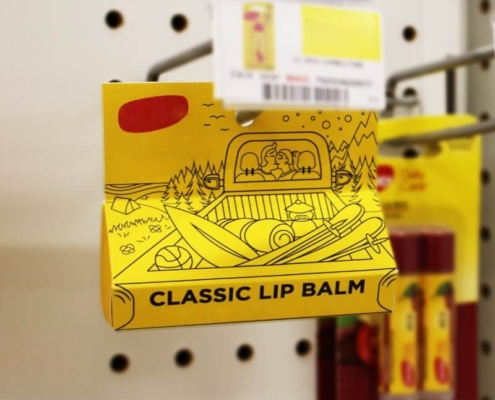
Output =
[
  {"x1": 387, "y1": 96, "x2": 419, "y2": 108},
  {"x1": 387, "y1": 45, "x2": 494, "y2": 95},
  {"x1": 147, "y1": 40, "x2": 213, "y2": 82},
  {"x1": 446, "y1": 68, "x2": 456, "y2": 114},
  {"x1": 146, "y1": 39, "x2": 422, "y2": 123},
  {"x1": 385, "y1": 45, "x2": 495, "y2": 114},
  {"x1": 382, "y1": 118, "x2": 495, "y2": 147}
]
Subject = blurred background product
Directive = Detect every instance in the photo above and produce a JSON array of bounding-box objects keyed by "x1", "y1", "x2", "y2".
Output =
[
  {"x1": 336, "y1": 316, "x2": 379, "y2": 400},
  {"x1": 420, "y1": 229, "x2": 455, "y2": 400},
  {"x1": 379, "y1": 230, "x2": 421, "y2": 400}
]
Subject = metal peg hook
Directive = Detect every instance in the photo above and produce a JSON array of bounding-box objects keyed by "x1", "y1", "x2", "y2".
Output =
[
  {"x1": 382, "y1": 118, "x2": 495, "y2": 148},
  {"x1": 146, "y1": 40, "x2": 424, "y2": 122},
  {"x1": 147, "y1": 40, "x2": 262, "y2": 126},
  {"x1": 385, "y1": 45, "x2": 495, "y2": 115},
  {"x1": 147, "y1": 41, "x2": 213, "y2": 82}
]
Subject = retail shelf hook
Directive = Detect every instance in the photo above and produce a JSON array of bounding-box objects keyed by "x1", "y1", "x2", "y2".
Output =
[
  {"x1": 146, "y1": 40, "x2": 261, "y2": 127},
  {"x1": 382, "y1": 118, "x2": 495, "y2": 148}
]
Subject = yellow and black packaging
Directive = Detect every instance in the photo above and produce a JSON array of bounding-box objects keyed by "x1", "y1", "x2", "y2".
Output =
[
  {"x1": 377, "y1": 115, "x2": 481, "y2": 400},
  {"x1": 101, "y1": 82, "x2": 397, "y2": 330}
]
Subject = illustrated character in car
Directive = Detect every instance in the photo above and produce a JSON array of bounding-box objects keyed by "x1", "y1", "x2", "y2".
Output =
[
  {"x1": 275, "y1": 149, "x2": 295, "y2": 180},
  {"x1": 286, "y1": 200, "x2": 318, "y2": 238},
  {"x1": 293, "y1": 151, "x2": 321, "y2": 180},
  {"x1": 236, "y1": 152, "x2": 266, "y2": 182},
  {"x1": 259, "y1": 142, "x2": 278, "y2": 180}
]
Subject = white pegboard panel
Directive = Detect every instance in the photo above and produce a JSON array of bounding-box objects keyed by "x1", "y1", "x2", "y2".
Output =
[
  {"x1": 377, "y1": 0, "x2": 467, "y2": 116},
  {"x1": 0, "y1": 1, "x2": 465, "y2": 399},
  {"x1": 467, "y1": 2, "x2": 495, "y2": 400}
]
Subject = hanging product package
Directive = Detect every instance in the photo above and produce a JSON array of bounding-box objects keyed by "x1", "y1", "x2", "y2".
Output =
[
  {"x1": 377, "y1": 116, "x2": 481, "y2": 400},
  {"x1": 100, "y1": 82, "x2": 397, "y2": 330}
]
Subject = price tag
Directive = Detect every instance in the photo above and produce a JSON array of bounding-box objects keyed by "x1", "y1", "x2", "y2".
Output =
[{"x1": 213, "y1": 0, "x2": 385, "y2": 110}]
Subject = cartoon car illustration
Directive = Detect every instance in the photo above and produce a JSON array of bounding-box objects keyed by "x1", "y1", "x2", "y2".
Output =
[{"x1": 138, "y1": 132, "x2": 389, "y2": 271}]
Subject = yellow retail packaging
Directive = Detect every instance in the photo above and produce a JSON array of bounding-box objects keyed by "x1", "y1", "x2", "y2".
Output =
[
  {"x1": 101, "y1": 82, "x2": 397, "y2": 330},
  {"x1": 377, "y1": 116, "x2": 481, "y2": 400}
]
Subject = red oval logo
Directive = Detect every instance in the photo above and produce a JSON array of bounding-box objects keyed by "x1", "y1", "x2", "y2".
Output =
[
  {"x1": 118, "y1": 95, "x2": 188, "y2": 133},
  {"x1": 377, "y1": 165, "x2": 394, "y2": 192}
]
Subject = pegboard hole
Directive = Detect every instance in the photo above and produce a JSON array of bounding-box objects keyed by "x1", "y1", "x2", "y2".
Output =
[
  {"x1": 480, "y1": 112, "x2": 491, "y2": 121},
  {"x1": 481, "y1": 283, "x2": 491, "y2": 299},
  {"x1": 482, "y1": 169, "x2": 491, "y2": 185},
  {"x1": 480, "y1": 0, "x2": 491, "y2": 14},
  {"x1": 403, "y1": 147, "x2": 420, "y2": 159},
  {"x1": 481, "y1": 340, "x2": 492, "y2": 355},
  {"x1": 105, "y1": 10, "x2": 124, "y2": 29},
  {"x1": 237, "y1": 344, "x2": 254, "y2": 362},
  {"x1": 295, "y1": 339, "x2": 312, "y2": 356},
  {"x1": 171, "y1": 14, "x2": 188, "y2": 32},
  {"x1": 403, "y1": 26, "x2": 417, "y2": 42},
  {"x1": 481, "y1": 60, "x2": 491, "y2": 70},
  {"x1": 403, "y1": 87, "x2": 417, "y2": 98},
  {"x1": 175, "y1": 349, "x2": 193, "y2": 367},
  {"x1": 110, "y1": 354, "x2": 129, "y2": 373},
  {"x1": 481, "y1": 227, "x2": 491, "y2": 241}
]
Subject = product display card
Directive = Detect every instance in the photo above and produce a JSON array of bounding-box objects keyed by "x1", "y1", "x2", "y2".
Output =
[
  {"x1": 101, "y1": 82, "x2": 396, "y2": 330},
  {"x1": 214, "y1": 0, "x2": 384, "y2": 110}
]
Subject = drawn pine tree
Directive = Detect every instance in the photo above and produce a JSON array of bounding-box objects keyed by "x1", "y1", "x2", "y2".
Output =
[
  {"x1": 350, "y1": 163, "x2": 362, "y2": 200},
  {"x1": 206, "y1": 192, "x2": 216, "y2": 206},
  {"x1": 170, "y1": 169, "x2": 190, "y2": 211},
  {"x1": 160, "y1": 162, "x2": 226, "y2": 212},
  {"x1": 350, "y1": 159, "x2": 380, "y2": 211},
  {"x1": 161, "y1": 179, "x2": 178, "y2": 207},
  {"x1": 187, "y1": 172, "x2": 207, "y2": 213},
  {"x1": 343, "y1": 156, "x2": 354, "y2": 173},
  {"x1": 175, "y1": 193, "x2": 191, "y2": 211},
  {"x1": 175, "y1": 170, "x2": 190, "y2": 197},
  {"x1": 367, "y1": 158, "x2": 381, "y2": 209}
]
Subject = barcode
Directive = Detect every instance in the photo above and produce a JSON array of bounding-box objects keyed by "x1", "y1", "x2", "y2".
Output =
[
  {"x1": 263, "y1": 84, "x2": 311, "y2": 101},
  {"x1": 314, "y1": 87, "x2": 349, "y2": 103},
  {"x1": 262, "y1": 83, "x2": 348, "y2": 103}
]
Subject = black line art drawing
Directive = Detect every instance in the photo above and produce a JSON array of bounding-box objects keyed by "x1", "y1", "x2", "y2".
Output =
[
  {"x1": 210, "y1": 115, "x2": 226, "y2": 119},
  {"x1": 105, "y1": 121, "x2": 392, "y2": 275},
  {"x1": 111, "y1": 197, "x2": 141, "y2": 215}
]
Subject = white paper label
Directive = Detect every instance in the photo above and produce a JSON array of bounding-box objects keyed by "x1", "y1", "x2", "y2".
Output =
[{"x1": 213, "y1": 0, "x2": 385, "y2": 110}]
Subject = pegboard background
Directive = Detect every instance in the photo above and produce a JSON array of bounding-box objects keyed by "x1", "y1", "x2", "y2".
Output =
[{"x1": 0, "y1": 1, "x2": 467, "y2": 399}]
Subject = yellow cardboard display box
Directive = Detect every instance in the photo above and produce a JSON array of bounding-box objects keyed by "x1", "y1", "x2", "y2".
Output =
[{"x1": 101, "y1": 82, "x2": 397, "y2": 330}]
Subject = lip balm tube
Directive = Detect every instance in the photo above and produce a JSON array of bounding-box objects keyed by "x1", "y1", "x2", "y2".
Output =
[
  {"x1": 379, "y1": 230, "x2": 420, "y2": 400},
  {"x1": 336, "y1": 316, "x2": 378, "y2": 400},
  {"x1": 420, "y1": 229, "x2": 455, "y2": 400}
]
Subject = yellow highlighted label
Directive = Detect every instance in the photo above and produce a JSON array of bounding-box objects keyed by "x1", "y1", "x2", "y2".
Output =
[{"x1": 302, "y1": 6, "x2": 382, "y2": 61}]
